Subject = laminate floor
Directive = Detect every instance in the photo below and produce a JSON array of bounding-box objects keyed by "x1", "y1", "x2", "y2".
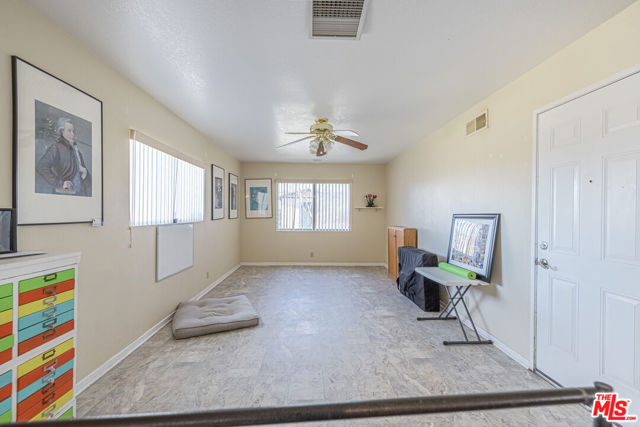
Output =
[{"x1": 77, "y1": 266, "x2": 592, "y2": 426}]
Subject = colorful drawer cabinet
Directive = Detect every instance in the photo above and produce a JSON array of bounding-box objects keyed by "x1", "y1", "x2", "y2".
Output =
[
  {"x1": 0, "y1": 371, "x2": 11, "y2": 423},
  {"x1": 0, "y1": 284, "x2": 13, "y2": 365},
  {"x1": 0, "y1": 253, "x2": 80, "y2": 423}
]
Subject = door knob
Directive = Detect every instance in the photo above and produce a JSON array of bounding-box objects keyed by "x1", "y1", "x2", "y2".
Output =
[
  {"x1": 536, "y1": 258, "x2": 557, "y2": 271},
  {"x1": 539, "y1": 241, "x2": 548, "y2": 250}
]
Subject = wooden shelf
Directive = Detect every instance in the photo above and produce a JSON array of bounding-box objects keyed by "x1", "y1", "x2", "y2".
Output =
[{"x1": 355, "y1": 207, "x2": 384, "y2": 210}]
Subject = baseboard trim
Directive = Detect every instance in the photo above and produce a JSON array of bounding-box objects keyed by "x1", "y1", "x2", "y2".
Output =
[
  {"x1": 459, "y1": 317, "x2": 530, "y2": 369},
  {"x1": 76, "y1": 263, "x2": 241, "y2": 395},
  {"x1": 239, "y1": 262, "x2": 387, "y2": 267},
  {"x1": 190, "y1": 264, "x2": 241, "y2": 301},
  {"x1": 438, "y1": 301, "x2": 529, "y2": 369}
]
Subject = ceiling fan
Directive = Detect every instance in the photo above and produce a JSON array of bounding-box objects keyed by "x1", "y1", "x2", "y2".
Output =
[{"x1": 278, "y1": 118, "x2": 368, "y2": 157}]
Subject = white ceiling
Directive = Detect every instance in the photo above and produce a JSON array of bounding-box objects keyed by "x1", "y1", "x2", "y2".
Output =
[{"x1": 28, "y1": 0, "x2": 634, "y2": 163}]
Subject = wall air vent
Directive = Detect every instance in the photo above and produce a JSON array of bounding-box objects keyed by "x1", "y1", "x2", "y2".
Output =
[
  {"x1": 466, "y1": 110, "x2": 488, "y2": 136},
  {"x1": 311, "y1": 0, "x2": 368, "y2": 39}
]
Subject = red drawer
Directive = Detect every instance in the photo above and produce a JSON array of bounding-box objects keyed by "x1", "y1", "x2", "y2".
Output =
[
  {"x1": 0, "y1": 348, "x2": 10, "y2": 364},
  {"x1": 0, "y1": 322, "x2": 11, "y2": 339},
  {"x1": 18, "y1": 320, "x2": 74, "y2": 355},
  {"x1": 0, "y1": 382, "x2": 10, "y2": 401},
  {"x1": 18, "y1": 348, "x2": 74, "y2": 391},
  {"x1": 17, "y1": 370, "x2": 73, "y2": 421},
  {"x1": 19, "y1": 279, "x2": 75, "y2": 306}
]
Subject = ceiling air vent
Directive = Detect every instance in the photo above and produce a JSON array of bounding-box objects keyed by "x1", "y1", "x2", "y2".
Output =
[
  {"x1": 466, "y1": 110, "x2": 488, "y2": 136},
  {"x1": 311, "y1": 0, "x2": 368, "y2": 39}
]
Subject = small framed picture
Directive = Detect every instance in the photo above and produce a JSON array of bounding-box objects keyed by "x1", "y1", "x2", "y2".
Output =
[
  {"x1": 211, "y1": 164, "x2": 224, "y2": 220},
  {"x1": 245, "y1": 178, "x2": 272, "y2": 219},
  {"x1": 447, "y1": 213, "x2": 500, "y2": 282},
  {"x1": 228, "y1": 173, "x2": 238, "y2": 219},
  {"x1": 13, "y1": 56, "x2": 103, "y2": 225}
]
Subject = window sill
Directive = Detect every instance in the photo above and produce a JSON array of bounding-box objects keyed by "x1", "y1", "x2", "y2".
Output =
[{"x1": 276, "y1": 229, "x2": 351, "y2": 232}]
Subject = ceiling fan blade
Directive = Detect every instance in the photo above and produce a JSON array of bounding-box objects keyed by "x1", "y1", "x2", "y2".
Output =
[
  {"x1": 276, "y1": 135, "x2": 315, "y2": 148},
  {"x1": 284, "y1": 132, "x2": 313, "y2": 135},
  {"x1": 332, "y1": 130, "x2": 360, "y2": 137},
  {"x1": 335, "y1": 135, "x2": 368, "y2": 151}
]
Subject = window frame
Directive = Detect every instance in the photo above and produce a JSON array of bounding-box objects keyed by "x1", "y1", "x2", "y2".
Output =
[
  {"x1": 275, "y1": 179, "x2": 352, "y2": 232},
  {"x1": 129, "y1": 130, "x2": 206, "y2": 227}
]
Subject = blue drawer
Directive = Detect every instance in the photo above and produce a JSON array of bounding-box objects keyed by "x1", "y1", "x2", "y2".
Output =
[
  {"x1": 17, "y1": 359, "x2": 73, "y2": 403},
  {"x1": 17, "y1": 309, "x2": 74, "y2": 343},
  {"x1": 18, "y1": 300, "x2": 74, "y2": 331},
  {"x1": 0, "y1": 371, "x2": 10, "y2": 389},
  {"x1": 0, "y1": 397, "x2": 10, "y2": 416}
]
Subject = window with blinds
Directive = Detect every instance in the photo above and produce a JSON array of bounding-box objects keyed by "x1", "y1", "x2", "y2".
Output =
[
  {"x1": 276, "y1": 182, "x2": 351, "y2": 231},
  {"x1": 129, "y1": 136, "x2": 205, "y2": 226}
]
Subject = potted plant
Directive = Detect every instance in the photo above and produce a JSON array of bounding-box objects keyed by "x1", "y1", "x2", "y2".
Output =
[{"x1": 364, "y1": 193, "x2": 377, "y2": 207}]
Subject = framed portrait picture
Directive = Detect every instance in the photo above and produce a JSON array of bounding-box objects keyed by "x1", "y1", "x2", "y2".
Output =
[
  {"x1": 228, "y1": 173, "x2": 238, "y2": 219},
  {"x1": 245, "y1": 178, "x2": 272, "y2": 219},
  {"x1": 211, "y1": 164, "x2": 224, "y2": 220},
  {"x1": 12, "y1": 56, "x2": 103, "y2": 225},
  {"x1": 446, "y1": 213, "x2": 500, "y2": 282}
]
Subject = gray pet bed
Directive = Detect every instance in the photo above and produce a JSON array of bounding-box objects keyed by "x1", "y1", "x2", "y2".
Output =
[{"x1": 172, "y1": 295, "x2": 259, "y2": 339}]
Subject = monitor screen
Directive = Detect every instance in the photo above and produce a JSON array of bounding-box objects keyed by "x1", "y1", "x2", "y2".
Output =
[{"x1": 0, "y1": 209, "x2": 16, "y2": 254}]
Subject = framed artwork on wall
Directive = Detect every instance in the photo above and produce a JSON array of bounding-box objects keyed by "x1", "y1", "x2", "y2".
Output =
[
  {"x1": 446, "y1": 213, "x2": 500, "y2": 282},
  {"x1": 211, "y1": 164, "x2": 224, "y2": 220},
  {"x1": 228, "y1": 173, "x2": 238, "y2": 219},
  {"x1": 245, "y1": 178, "x2": 272, "y2": 219},
  {"x1": 12, "y1": 56, "x2": 103, "y2": 225}
]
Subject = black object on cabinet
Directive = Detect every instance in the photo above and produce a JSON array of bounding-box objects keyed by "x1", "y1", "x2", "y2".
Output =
[{"x1": 397, "y1": 247, "x2": 439, "y2": 311}]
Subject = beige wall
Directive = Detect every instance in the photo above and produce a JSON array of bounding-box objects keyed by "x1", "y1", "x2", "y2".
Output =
[
  {"x1": 386, "y1": 1, "x2": 640, "y2": 361},
  {"x1": 0, "y1": 1, "x2": 240, "y2": 381},
  {"x1": 240, "y1": 163, "x2": 386, "y2": 263}
]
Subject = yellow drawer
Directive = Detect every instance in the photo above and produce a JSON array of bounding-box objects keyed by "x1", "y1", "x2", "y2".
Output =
[
  {"x1": 18, "y1": 338, "x2": 74, "y2": 378},
  {"x1": 29, "y1": 389, "x2": 73, "y2": 422},
  {"x1": 18, "y1": 290, "x2": 74, "y2": 318}
]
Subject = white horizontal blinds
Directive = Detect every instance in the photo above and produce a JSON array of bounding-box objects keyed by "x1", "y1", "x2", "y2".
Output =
[
  {"x1": 316, "y1": 183, "x2": 350, "y2": 231},
  {"x1": 276, "y1": 182, "x2": 313, "y2": 230},
  {"x1": 129, "y1": 136, "x2": 204, "y2": 226}
]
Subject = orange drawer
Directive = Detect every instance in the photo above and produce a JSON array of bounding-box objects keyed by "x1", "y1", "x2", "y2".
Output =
[
  {"x1": 17, "y1": 369, "x2": 73, "y2": 416},
  {"x1": 18, "y1": 348, "x2": 74, "y2": 391},
  {"x1": 19, "y1": 279, "x2": 74, "y2": 306},
  {"x1": 0, "y1": 382, "x2": 10, "y2": 402},
  {"x1": 17, "y1": 374, "x2": 72, "y2": 422},
  {"x1": 18, "y1": 320, "x2": 74, "y2": 356},
  {"x1": 0, "y1": 348, "x2": 10, "y2": 364},
  {"x1": 0, "y1": 322, "x2": 11, "y2": 339}
]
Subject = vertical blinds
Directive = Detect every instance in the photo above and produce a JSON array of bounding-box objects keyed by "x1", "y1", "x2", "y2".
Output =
[
  {"x1": 129, "y1": 136, "x2": 204, "y2": 226},
  {"x1": 276, "y1": 182, "x2": 350, "y2": 231},
  {"x1": 316, "y1": 182, "x2": 350, "y2": 231}
]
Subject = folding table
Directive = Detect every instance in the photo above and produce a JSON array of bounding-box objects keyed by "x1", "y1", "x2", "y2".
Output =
[{"x1": 415, "y1": 267, "x2": 493, "y2": 346}]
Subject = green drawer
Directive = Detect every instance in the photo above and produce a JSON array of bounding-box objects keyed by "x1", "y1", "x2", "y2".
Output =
[
  {"x1": 0, "y1": 284, "x2": 11, "y2": 300},
  {"x1": 0, "y1": 409, "x2": 10, "y2": 423},
  {"x1": 0, "y1": 335, "x2": 12, "y2": 353},
  {"x1": 58, "y1": 406, "x2": 73, "y2": 420},
  {"x1": 0, "y1": 297, "x2": 10, "y2": 313},
  {"x1": 19, "y1": 269, "x2": 74, "y2": 293}
]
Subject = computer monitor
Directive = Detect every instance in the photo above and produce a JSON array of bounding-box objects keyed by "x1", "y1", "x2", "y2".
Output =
[{"x1": 0, "y1": 209, "x2": 16, "y2": 254}]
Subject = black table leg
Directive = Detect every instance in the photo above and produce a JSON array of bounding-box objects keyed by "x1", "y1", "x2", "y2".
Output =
[{"x1": 441, "y1": 286, "x2": 492, "y2": 346}]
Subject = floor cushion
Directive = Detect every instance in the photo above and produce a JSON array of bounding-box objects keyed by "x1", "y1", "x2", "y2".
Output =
[{"x1": 172, "y1": 295, "x2": 259, "y2": 339}]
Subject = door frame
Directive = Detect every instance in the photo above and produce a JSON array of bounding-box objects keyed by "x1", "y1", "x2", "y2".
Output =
[{"x1": 529, "y1": 64, "x2": 640, "y2": 372}]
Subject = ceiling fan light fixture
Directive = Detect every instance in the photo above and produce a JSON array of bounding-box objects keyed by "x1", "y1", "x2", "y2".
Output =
[{"x1": 282, "y1": 118, "x2": 368, "y2": 157}]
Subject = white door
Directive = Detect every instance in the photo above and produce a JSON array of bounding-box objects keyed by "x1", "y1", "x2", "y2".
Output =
[{"x1": 536, "y1": 70, "x2": 640, "y2": 413}]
